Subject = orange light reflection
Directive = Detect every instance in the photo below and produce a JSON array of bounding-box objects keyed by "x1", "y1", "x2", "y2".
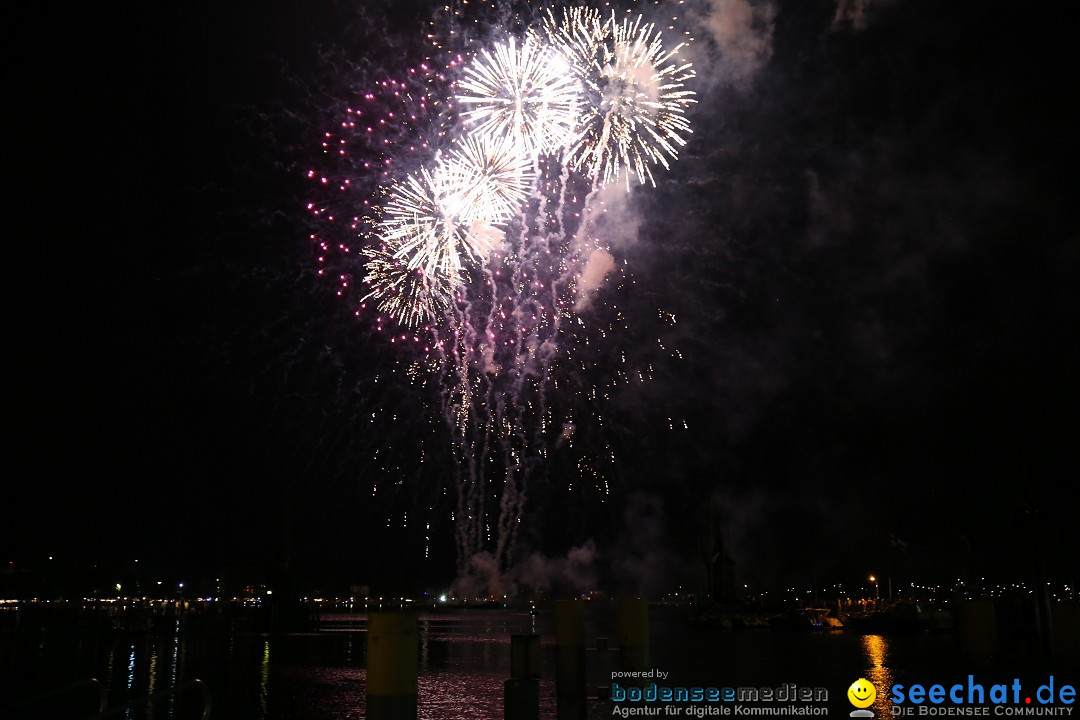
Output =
[{"x1": 862, "y1": 634, "x2": 894, "y2": 715}]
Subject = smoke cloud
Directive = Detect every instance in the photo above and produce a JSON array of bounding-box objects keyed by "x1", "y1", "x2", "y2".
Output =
[
  {"x1": 575, "y1": 248, "x2": 616, "y2": 311},
  {"x1": 574, "y1": 180, "x2": 643, "y2": 311},
  {"x1": 452, "y1": 543, "x2": 599, "y2": 599},
  {"x1": 831, "y1": 0, "x2": 882, "y2": 31},
  {"x1": 451, "y1": 494, "x2": 689, "y2": 599},
  {"x1": 516, "y1": 541, "x2": 599, "y2": 595},
  {"x1": 691, "y1": 0, "x2": 776, "y2": 88}
]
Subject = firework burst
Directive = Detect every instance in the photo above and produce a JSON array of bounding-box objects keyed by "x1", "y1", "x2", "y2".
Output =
[
  {"x1": 456, "y1": 33, "x2": 583, "y2": 157},
  {"x1": 361, "y1": 244, "x2": 457, "y2": 327},
  {"x1": 303, "y1": 2, "x2": 698, "y2": 590},
  {"x1": 551, "y1": 12, "x2": 696, "y2": 188},
  {"x1": 381, "y1": 165, "x2": 505, "y2": 282},
  {"x1": 542, "y1": 7, "x2": 607, "y2": 74},
  {"x1": 444, "y1": 134, "x2": 535, "y2": 223}
]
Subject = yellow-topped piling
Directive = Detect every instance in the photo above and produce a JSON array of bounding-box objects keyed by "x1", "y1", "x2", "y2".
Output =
[{"x1": 367, "y1": 612, "x2": 418, "y2": 720}]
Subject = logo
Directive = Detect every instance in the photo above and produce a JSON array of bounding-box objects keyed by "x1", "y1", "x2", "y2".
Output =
[
  {"x1": 889, "y1": 675, "x2": 1077, "y2": 715},
  {"x1": 849, "y1": 678, "x2": 878, "y2": 718}
]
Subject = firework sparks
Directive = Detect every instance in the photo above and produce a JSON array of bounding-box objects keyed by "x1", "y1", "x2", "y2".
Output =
[
  {"x1": 381, "y1": 165, "x2": 505, "y2": 282},
  {"x1": 444, "y1": 134, "x2": 535, "y2": 223},
  {"x1": 361, "y1": 244, "x2": 456, "y2": 327},
  {"x1": 542, "y1": 7, "x2": 607, "y2": 77},
  {"x1": 550, "y1": 11, "x2": 697, "y2": 188},
  {"x1": 456, "y1": 33, "x2": 583, "y2": 157},
  {"x1": 306, "y1": 3, "x2": 697, "y2": 589}
]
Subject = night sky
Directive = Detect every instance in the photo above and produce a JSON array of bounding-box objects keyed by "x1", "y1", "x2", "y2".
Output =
[{"x1": 8, "y1": 0, "x2": 1077, "y2": 598}]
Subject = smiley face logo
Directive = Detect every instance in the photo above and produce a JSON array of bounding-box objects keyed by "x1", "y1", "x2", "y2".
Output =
[{"x1": 847, "y1": 678, "x2": 877, "y2": 709}]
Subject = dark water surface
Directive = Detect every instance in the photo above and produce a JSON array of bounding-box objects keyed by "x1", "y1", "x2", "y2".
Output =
[{"x1": 1, "y1": 605, "x2": 1074, "y2": 719}]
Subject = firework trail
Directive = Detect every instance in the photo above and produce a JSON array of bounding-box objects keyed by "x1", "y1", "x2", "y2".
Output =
[
  {"x1": 306, "y1": 0, "x2": 696, "y2": 593},
  {"x1": 435, "y1": 157, "x2": 603, "y2": 580}
]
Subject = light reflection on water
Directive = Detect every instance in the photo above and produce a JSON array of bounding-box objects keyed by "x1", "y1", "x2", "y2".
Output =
[
  {"x1": 147, "y1": 646, "x2": 157, "y2": 720},
  {"x1": 862, "y1": 634, "x2": 894, "y2": 715},
  {"x1": 0, "y1": 607, "x2": 982, "y2": 720},
  {"x1": 260, "y1": 638, "x2": 270, "y2": 718},
  {"x1": 126, "y1": 644, "x2": 136, "y2": 720}
]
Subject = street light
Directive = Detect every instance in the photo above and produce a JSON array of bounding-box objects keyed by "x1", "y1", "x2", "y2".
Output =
[{"x1": 869, "y1": 575, "x2": 879, "y2": 600}]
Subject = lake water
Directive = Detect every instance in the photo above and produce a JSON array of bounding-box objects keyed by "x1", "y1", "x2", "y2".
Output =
[{"x1": 0, "y1": 604, "x2": 1075, "y2": 719}]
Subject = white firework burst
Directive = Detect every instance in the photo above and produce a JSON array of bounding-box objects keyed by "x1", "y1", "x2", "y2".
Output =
[
  {"x1": 553, "y1": 12, "x2": 697, "y2": 188},
  {"x1": 542, "y1": 7, "x2": 606, "y2": 71},
  {"x1": 380, "y1": 165, "x2": 505, "y2": 282},
  {"x1": 444, "y1": 134, "x2": 534, "y2": 223},
  {"x1": 361, "y1": 243, "x2": 456, "y2": 327},
  {"x1": 456, "y1": 33, "x2": 583, "y2": 157}
]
